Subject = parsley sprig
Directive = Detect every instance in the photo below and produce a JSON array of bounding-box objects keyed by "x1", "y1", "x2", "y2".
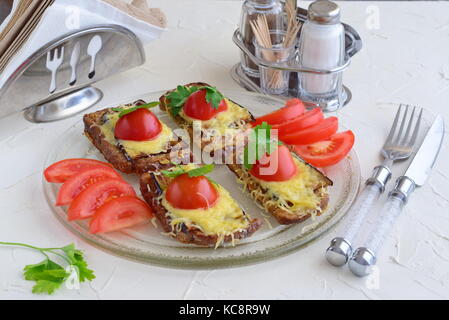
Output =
[
  {"x1": 0, "y1": 242, "x2": 95, "y2": 294},
  {"x1": 244, "y1": 122, "x2": 280, "y2": 170},
  {"x1": 111, "y1": 101, "x2": 160, "y2": 118},
  {"x1": 162, "y1": 164, "x2": 215, "y2": 179},
  {"x1": 166, "y1": 85, "x2": 224, "y2": 116}
]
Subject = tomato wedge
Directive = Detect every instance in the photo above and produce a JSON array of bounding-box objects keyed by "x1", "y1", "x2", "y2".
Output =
[
  {"x1": 89, "y1": 197, "x2": 153, "y2": 234},
  {"x1": 165, "y1": 173, "x2": 218, "y2": 210},
  {"x1": 272, "y1": 108, "x2": 324, "y2": 138},
  {"x1": 249, "y1": 145, "x2": 297, "y2": 182},
  {"x1": 44, "y1": 159, "x2": 112, "y2": 183},
  {"x1": 252, "y1": 98, "x2": 305, "y2": 127},
  {"x1": 293, "y1": 130, "x2": 355, "y2": 167},
  {"x1": 67, "y1": 178, "x2": 136, "y2": 221},
  {"x1": 56, "y1": 166, "x2": 123, "y2": 206},
  {"x1": 183, "y1": 89, "x2": 228, "y2": 121},
  {"x1": 280, "y1": 116, "x2": 338, "y2": 145},
  {"x1": 115, "y1": 108, "x2": 162, "y2": 141}
]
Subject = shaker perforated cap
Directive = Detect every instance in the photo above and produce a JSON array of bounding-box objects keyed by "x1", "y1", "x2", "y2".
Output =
[{"x1": 307, "y1": 0, "x2": 340, "y2": 24}]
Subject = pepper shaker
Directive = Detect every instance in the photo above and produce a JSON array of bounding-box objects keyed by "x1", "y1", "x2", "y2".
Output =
[
  {"x1": 297, "y1": 0, "x2": 345, "y2": 111},
  {"x1": 239, "y1": 0, "x2": 285, "y2": 77}
]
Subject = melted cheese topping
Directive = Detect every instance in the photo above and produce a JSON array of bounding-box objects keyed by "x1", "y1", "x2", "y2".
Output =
[
  {"x1": 244, "y1": 159, "x2": 327, "y2": 215},
  {"x1": 162, "y1": 185, "x2": 249, "y2": 237},
  {"x1": 179, "y1": 99, "x2": 250, "y2": 135},
  {"x1": 100, "y1": 110, "x2": 174, "y2": 158}
]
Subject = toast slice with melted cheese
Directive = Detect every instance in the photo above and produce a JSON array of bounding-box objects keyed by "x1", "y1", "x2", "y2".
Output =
[
  {"x1": 83, "y1": 100, "x2": 190, "y2": 174},
  {"x1": 227, "y1": 150, "x2": 333, "y2": 225},
  {"x1": 139, "y1": 165, "x2": 262, "y2": 247},
  {"x1": 159, "y1": 82, "x2": 255, "y2": 153}
]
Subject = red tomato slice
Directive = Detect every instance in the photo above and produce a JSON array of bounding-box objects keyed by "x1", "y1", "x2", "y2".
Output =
[
  {"x1": 165, "y1": 173, "x2": 218, "y2": 210},
  {"x1": 44, "y1": 159, "x2": 113, "y2": 183},
  {"x1": 114, "y1": 108, "x2": 162, "y2": 141},
  {"x1": 56, "y1": 167, "x2": 122, "y2": 206},
  {"x1": 89, "y1": 197, "x2": 153, "y2": 234},
  {"x1": 293, "y1": 130, "x2": 355, "y2": 167},
  {"x1": 67, "y1": 178, "x2": 136, "y2": 221},
  {"x1": 281, "y1": 116, "x2": 338, "y2": 145},
  {"x1": 183, "y1": 89, "x2": 228, "y2": 121},
  {"x1": 272, "y1": 108, "x2": 324, "y2": 137},
  {"x1": 252, "y1": 98, "x2": 305, "y2": 127},
  {"x1": 249, "y1": 145, "x2": 297, "y2": 182}
]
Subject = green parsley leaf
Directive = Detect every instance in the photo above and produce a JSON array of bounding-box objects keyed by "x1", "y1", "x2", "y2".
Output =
[
  {"x1": 166, "y1": 85, "x2": 224, "y2": 116},
  {"x1": 24, "y1": 259, "x2": 67, "y2": 282},
  {"x1": 23, "y1": 259, "x2": 68, "y2": 294},
  {"x1": 243, "y1": 122, "x2": 278, "y2": 170},
  {"x1": 187, "y1": 164, "x2": 215, "y2": 177},
  {"x1": 32, "y1": 280, "x2": 63, "y2": 295},
  {"x1": 61, "y1": 244, "x2": 95, "y2": 282},
  {"x1": 0, "y1": 241, "x2": 95, "y2": 295},
  {"x1": 111, "y1": 101, "x2": 160, "y2": 118}
]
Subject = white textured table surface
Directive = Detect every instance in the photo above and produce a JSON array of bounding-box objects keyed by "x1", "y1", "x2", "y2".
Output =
[{"x1": 1, "y1": 0, "x2": 449, "y2": 300}]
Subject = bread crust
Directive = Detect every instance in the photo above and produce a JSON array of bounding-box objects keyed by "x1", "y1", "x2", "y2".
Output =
[
  {"x1": 83, "y1": 100, "x2": 190, "y2": 174},
  {"x1": 139, "y1": 172, "x2": 262, "y2": 247}
]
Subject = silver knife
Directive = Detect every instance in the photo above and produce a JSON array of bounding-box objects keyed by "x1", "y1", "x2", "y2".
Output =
[
  {"x1": 69, "y1": 42, "x2": 80, "y2": 86},
  {"x1": 348, "y1": 115, "x2": 445, "y2": 277}
]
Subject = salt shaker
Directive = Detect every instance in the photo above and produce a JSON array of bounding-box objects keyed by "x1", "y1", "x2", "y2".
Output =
[
  {"x1": 239, "y1": 0, "x2": 285, "y2": 77},
  {"x1": 298, "y1": 0, "x2": 345, "y2": 111}
]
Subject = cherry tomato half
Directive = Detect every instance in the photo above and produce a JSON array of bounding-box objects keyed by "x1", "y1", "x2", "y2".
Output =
[
  {"x1": 89, "y1": 197, "x2": 153, "y2": 234},
  {"x1": 293, "y1": 130, "x2": 355, "y2": 167},
  {"x1": 67, "y1": 178, "x2": 136, "y2": 221},
  {"x1": 165, "y1": 173, "x2": 219, "y2": 210},
  {"x1": 55, "y1": 166, "x2": 123, "y2": 206},
  {"x1": 44, "y1": 159, "x2": 112, "y2": 183},
  {"x1": 272, "y1": 108, "x2": 324, "y2": 138},
  {"x1": 183, "y1": 89, "x2": 227, "y2": 121},
  {"x1": 249, "y1": 145, "x2": 297, "y2": 182},
  {"x1": 280, "y1": 116, "x2": 338, "y2": 145},
  {"x1": 114, "y1": 108, "x2": 162, "y2": 141},
  {"x1": 252, "y1": 98, "x2": 305, "y2": 127}
]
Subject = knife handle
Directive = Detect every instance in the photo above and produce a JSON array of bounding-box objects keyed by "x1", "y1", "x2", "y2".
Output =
[
  {"x1": 348, "y1": 176, "x2": 415, "y2": 277},
  {"x1": 325, "y1": 165, "x2": 391, "y2": 267}
]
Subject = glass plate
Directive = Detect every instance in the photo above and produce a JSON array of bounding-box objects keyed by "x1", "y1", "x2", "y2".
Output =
[{"x1": 43, "y1": 90, "x2": 361, "y2": 269}]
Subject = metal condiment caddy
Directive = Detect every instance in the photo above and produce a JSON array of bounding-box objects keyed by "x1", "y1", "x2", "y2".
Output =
[
  {"x1": 231, "y1": 6, "x2": 362, "y2": 111},
  {"x1": 0, "y1": 24, "x2": 145, "y2": 123}
]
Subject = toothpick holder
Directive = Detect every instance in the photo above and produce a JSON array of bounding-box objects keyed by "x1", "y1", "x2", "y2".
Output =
[
  {"x1": 231, "y1": 7, "x2": 362, "y2": 111},
  {"x1": 0, "y1": 24, "x2": 145, "y2": 123}
]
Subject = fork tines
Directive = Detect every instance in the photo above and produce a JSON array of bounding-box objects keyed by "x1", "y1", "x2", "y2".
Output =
[{"x1": 385, "y1": 104, "x2": 423, "y2": 149}]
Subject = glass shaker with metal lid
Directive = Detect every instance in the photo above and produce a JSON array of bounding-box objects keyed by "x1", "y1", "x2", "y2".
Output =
[
  {"x1": 238, "y1": 0, "x2": 285, "y2": 77},
  {"x1": 297, "y1": 0, "x2": 345, "y2": 111}
]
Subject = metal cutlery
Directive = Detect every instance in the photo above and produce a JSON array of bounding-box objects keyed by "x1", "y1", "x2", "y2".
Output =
[
  {"x1": 87, "y1": 35, "x2": 102, "y2": 79},
  {"x1": 69, "y1": 42, "x2": 81, "y2": 86},
  {"x1": 326, "y1": 104, "x2": 423, "y2": 266},
  {"x1": 46, "y1": 46, "x2": 65, "y2": 93},
  {"x1": 349, "y1": 115, "x2": 444, "y2": 277}
]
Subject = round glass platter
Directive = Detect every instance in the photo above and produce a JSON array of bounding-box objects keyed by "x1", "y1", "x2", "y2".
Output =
[{"x1": 43, "y1": 90, "x2": 361, "y2": 269}]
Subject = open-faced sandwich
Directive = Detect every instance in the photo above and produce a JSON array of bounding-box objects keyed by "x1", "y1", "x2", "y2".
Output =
[
  {"x1": 158, "y1": 82, "x2": 254, "y2": 153},
  {"x1": 83, "y1": 100, "x2": 189, "y2": 174},
  {"x1": 139, "y1": 164, "x2": 262, "y2": 247},
  {"x1": 227, "y1": 123, "x2": 333, "y2": 225}
]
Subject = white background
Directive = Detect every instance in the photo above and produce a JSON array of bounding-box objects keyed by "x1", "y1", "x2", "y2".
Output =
[{"x1": 1, "y1": 0, "x2": 449, "y2": 299}]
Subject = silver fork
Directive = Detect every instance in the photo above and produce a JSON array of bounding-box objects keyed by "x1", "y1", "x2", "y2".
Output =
[
  {"x1": 46, "y1": 46, "x2": 65, "y2": 93},
  {"x1": 326, "y1": 104, "x2": 423, "y2": 266}
]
